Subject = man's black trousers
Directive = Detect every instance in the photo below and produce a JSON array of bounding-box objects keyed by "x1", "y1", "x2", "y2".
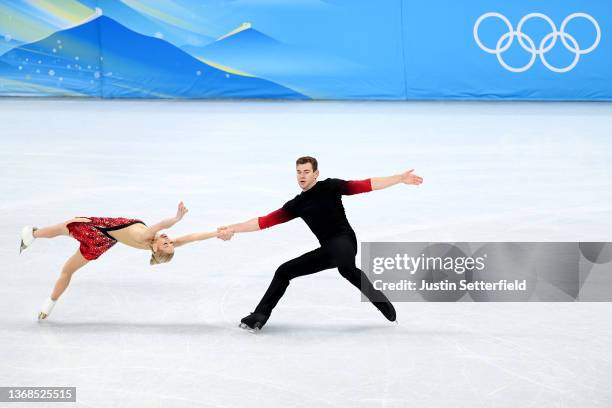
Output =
[{"x1": 254, "y1": 233, "x2": 388, "y2": 315}]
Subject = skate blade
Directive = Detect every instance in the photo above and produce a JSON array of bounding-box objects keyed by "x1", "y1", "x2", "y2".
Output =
[
  {"x1": 238, "y1": 323, "x2": 260, "y2": 334},
  {"x1": 37, "y1": 312, "x2": 48, "y2": 321}
]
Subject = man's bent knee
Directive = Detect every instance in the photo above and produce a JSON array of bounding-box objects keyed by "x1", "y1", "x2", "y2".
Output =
[{"x1": 276, "y1": 258, "x2": 308, "y2": 281}]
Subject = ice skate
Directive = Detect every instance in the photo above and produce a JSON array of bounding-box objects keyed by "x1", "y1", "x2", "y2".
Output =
[
  {"x1": 19, "y1": 226, "x2": 37, "y2": 254},
  {"x1": 239, "y1": 312, "x2": 269, "y2": 333},
  {"x1": 373, "y1": 299, "x2": 396, "y2": 322},
  {"x1": 37, "y1": 298, "x2": 56, "y2": 321}
]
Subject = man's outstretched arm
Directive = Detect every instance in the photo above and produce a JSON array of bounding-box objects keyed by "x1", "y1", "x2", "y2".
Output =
[
  {"x1": 371, "y1": 169, "x2": 423, "y2": 191},
  {"x1": 224, "y1": 217, "x2": 261, "y2": 234},
  {"x1": 218, "y1": 208, "x2": 296, "y2": 239},
  {"x1": 340, "y1": 170, "x2": 423, "y2": 196}
]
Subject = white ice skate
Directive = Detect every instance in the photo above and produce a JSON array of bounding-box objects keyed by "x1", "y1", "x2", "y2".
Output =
[
  {"x1": 19, "y1": 226, "x2": 37, "y2": 254},
  {"x1": 38, "y1": 298, "x2": 56, "y2": 321}
]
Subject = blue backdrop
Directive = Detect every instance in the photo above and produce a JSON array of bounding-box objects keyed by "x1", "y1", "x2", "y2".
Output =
[{"x1": 0, "y1": 0, "x2": 610, "y2": 100}]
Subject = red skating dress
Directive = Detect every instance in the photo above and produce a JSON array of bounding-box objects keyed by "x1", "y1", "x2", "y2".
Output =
[{"x1": 67, "y1": 217, "x2": 145, "y2": 260}]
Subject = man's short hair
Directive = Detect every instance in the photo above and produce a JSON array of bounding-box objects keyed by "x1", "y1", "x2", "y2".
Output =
[{"x1": 296, "y1": 156, "x2": 318, "y2": 171}]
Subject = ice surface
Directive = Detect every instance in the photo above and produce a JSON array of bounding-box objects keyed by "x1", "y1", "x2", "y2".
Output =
[{"x1": 1, "y1": 99, "x2": 611, "y2": 407}]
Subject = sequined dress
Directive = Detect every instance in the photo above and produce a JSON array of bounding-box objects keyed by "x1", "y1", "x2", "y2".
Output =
[{"x1": 67, "y1": 217, "x2": 145, "y2": 260}]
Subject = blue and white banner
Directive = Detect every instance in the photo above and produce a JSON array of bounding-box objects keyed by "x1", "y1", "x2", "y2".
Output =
[{"x1": 0, "y1": 0, "x2": 610, "y2": 100}]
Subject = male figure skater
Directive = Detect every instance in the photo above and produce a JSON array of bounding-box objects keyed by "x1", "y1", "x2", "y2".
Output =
[{"x1": 218, "y1": 156, "x2": 423, "y2": 331}]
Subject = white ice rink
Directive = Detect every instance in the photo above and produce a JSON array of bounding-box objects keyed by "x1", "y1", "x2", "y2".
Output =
[{"x1": 1, "y1": 99, "x2": 612, "y2": 407}]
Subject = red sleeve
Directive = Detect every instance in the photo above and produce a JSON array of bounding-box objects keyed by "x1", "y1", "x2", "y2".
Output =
[
  {"x1": 341, "y1": 178, "x2": 373, "y2": 195},
  {"x1": 258, "y1": 208, "x2": 295, "y2": 229}
]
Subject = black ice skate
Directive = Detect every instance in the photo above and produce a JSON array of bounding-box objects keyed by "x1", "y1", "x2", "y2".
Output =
[
  {"x1": 239, "y1": 312, "x2": 270, "y2": 333},
  {"x1": 374, "y1": 299, "x2": 397, "y2": 322}
]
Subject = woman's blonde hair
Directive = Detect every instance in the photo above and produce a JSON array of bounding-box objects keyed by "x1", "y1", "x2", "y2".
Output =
[{"x1": 150, "y1": 250, "x2": 174, "y2": 266}]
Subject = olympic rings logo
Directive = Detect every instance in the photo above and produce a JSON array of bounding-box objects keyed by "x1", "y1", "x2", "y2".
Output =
[{"x1": 473, "y1": 12, "x2": 601, "y2": 73}]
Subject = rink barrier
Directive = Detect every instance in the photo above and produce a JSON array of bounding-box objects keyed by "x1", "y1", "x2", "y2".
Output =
[{"x1": 0, "y1": 1, "x2": 610, "y2": 99}]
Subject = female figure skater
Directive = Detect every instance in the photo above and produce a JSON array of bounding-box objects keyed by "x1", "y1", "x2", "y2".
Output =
[{"x1": 19, "y1": 202, "x2": 220, "y2": 320}]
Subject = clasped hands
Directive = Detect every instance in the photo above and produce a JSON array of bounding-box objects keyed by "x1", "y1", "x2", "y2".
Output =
[{"x1": 216, "y1": 226, "x2": 234, "y2": 241}]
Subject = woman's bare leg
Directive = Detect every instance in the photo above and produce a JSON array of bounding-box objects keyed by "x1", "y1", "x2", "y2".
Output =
[
  {"x1": 50, "y1": 250, "x2": 89, "y2": 300},
  {"x1": 33, "y1": 218, "x2": 91, "y2": 239},
  {"x1": 39, "y1": 250, "x2": 89, "y2": 320},
  {"x1": 33, "y1": 223, "x2": 68, "y2": 239}
]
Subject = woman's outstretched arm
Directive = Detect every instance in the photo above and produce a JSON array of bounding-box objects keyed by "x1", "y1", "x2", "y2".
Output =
[
  {"x1": 173, "y1": 230, "x2": 220, "y2": 247},
  {"x1": 141, "y1": 202, "x2": 189, "y2": 241}
]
